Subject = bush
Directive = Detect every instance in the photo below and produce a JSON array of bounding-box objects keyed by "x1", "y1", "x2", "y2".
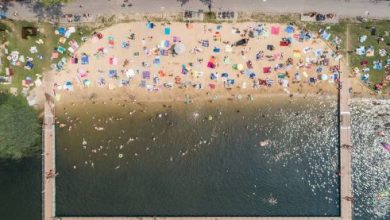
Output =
[{"x1": 0, "y1": 93, "x2": 41, "y2": 160}]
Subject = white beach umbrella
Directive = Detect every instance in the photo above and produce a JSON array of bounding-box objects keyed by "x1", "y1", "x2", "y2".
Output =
[{"x1": 174, "y1": 43, "x2": 186, "y2": 54}]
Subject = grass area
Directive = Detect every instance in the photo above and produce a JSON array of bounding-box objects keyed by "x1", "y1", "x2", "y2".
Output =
[
  {"x1": 0, "y1": 20, "x2": 95, "y2": 94},
  {"x1": 349, "y1": 20, "x2": 390, "y2": 91},
  {"x1": 303, "y1": 20, "x2": 348, "y2": 51}
]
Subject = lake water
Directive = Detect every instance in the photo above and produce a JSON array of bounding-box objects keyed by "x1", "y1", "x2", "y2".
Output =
[
  {"x1": 1, "y1": 96, "x2": 389, "y2": 219},
  {"x1": 55, "y1": 96, "x2": 340, "y2": 217}
]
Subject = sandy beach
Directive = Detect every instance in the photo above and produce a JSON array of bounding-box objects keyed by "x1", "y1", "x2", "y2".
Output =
[{"x1": 51, "y1": 22, "x2": 344, "y2": 105}]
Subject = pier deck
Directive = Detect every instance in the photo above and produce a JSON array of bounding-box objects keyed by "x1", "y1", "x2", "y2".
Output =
[{"x1": 43, "y1": 73, "x2": 56, "y2": 220}]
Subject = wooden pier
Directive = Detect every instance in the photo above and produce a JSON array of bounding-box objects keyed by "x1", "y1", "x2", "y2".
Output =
[{"x1": 42, "y1": 73, "x2": 56, "y2": 220}]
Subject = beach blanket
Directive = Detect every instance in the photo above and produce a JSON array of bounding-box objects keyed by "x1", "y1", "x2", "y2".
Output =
[
  {"x1": 81, "y1": 55, "x2": 89, "y2": 65},
  {"x1": 109, "y1": 70, "x2": 118, "y2": 78},
  {"x1": 322, "y1": 31, "x2": 331, "y2": 40},
  {"x1": 164, "y1": 27, "x2": 171, "y2": 35},
  {"x1": 173, "y1": 36, "x2": 180, "y2": 43},
  {"x1": 285, "y1": 25, "x2": 295, "y2": 34},
  {"x1": 263, "y1": 67, "x2": 271, "y2": 73},
  {"x1": 109, "y1": 57, "x2": 118, "y2": 65},
  {"x1": 271, "y1": 26, "x2": 280, "y2": 35},
  {"x1": 142, "y1": 71, "x2": 151, "y2": 79}
]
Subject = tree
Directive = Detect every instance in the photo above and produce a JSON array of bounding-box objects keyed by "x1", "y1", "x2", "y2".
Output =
[
  {"x1": 0, "y1": 93, "x2": 41, "y2": 160},
  {"x1": 39, "y1": 0, "x2": 72, "y2": 7}
]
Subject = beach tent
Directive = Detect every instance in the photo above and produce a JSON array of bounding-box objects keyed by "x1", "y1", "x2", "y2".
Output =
[
  {"x1": 57, "y1": 46, "x2": 66, "y2": 54},
  {"x1": 321, "y1": 31, "x2": 331, "y2": 40}
]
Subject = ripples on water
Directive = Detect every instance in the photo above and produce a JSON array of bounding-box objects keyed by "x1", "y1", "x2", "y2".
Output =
[
  {"x1": 56, "y1": 96, "x2": 340, "y2": 216},
  {"x1": 261, "y1": 100, "x2": 340, "y2": 205},
  {"x1": 352, "y1": 99, "x2": 390, "y2": 219}
]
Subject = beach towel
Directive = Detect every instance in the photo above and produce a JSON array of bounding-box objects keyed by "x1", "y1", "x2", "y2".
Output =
[
  {"x1": 142, "y1": 71, "x2": 151, "y2": 79},
  {"x1": 164, "y1": 27, "x2": 171, "y2": 35},
  {"x1": 81, "y1": 55, "x2": 89, "y2": 65},
  {"x1": 213, "y1": 47, "x2": 221, "y2": 53},
  {"x1": 356, "y1": 46, "x2": 365, "y2": 55},
  {"x1": 263, "y1": 67, "x2": 271, "y2": 73},
  {"x1": 146, "y1": 22, "x2": 155, "y2": 29},
  {"x1": 108, "y1": 70, "x2": 118, "y2": 78},
  {"x1": 210, "y1": 73, "x2": 218, "y2": 80},
  {"x1": 57, "y1": 46, "x2": 66, "y2": 54},
  {"x1": 82, "y1": 79, "x2": 91, "y2": 87},
  {"x1": 271, "y1": 26, "x2": 280, "y2": 35},
  {"x1": 160, "y1": 49, "x2": 169, "y2": 56},
  {"x1": 173, "y1": 36, "x2": 180, "y2": 43},
  {"x1": 285, "y1": 25, "x2": 295, "y2": 34},
  {"x1": 201, "y1": 40, "x2": 209, "y2": 47},
  {"x1": 58, "y1": 27, "x2": 66, "y2": 36},
  {"x1": 321, "y1": 31, "x2": 331, "y2": 40},
  {"x1": 109, "y1": 57, "x2": 118, "y2": 65},
  {"x1": 153, "y1": 57, "x2": 161, "y2": 66},
  {"x1": 71, "y1": 57, "x2": 78, "y2": 64},
  {"x1": 207, "y1": 61, "x2": 216, "y2": 69},
  {"x1": 51, "y1": 52, "x2": 59, "y2": 60}
]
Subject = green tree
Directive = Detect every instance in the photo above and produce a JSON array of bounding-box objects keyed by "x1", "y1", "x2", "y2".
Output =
[
  {"x1": 40, "y1": 0, "x2": 72, "y2": 7},
  {"x1": 0, "y1": 93, "x2": 41, "y2": 160}
]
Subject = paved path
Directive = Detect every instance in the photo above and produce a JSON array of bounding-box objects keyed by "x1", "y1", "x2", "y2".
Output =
[
  {"x1": 60, "y1": 217, "x2": 342, "y2": 220},
  {"x1": 43, "y1": 73, "x2": 56, "y2": 220},
  {"x1": 2, "y1": 0, "x2": 390, "y2": 21}
]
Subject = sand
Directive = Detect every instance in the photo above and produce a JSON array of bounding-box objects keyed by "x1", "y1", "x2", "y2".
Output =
[{"x1": 50, "y1": 22, "x2": 345, "y2": 105}]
